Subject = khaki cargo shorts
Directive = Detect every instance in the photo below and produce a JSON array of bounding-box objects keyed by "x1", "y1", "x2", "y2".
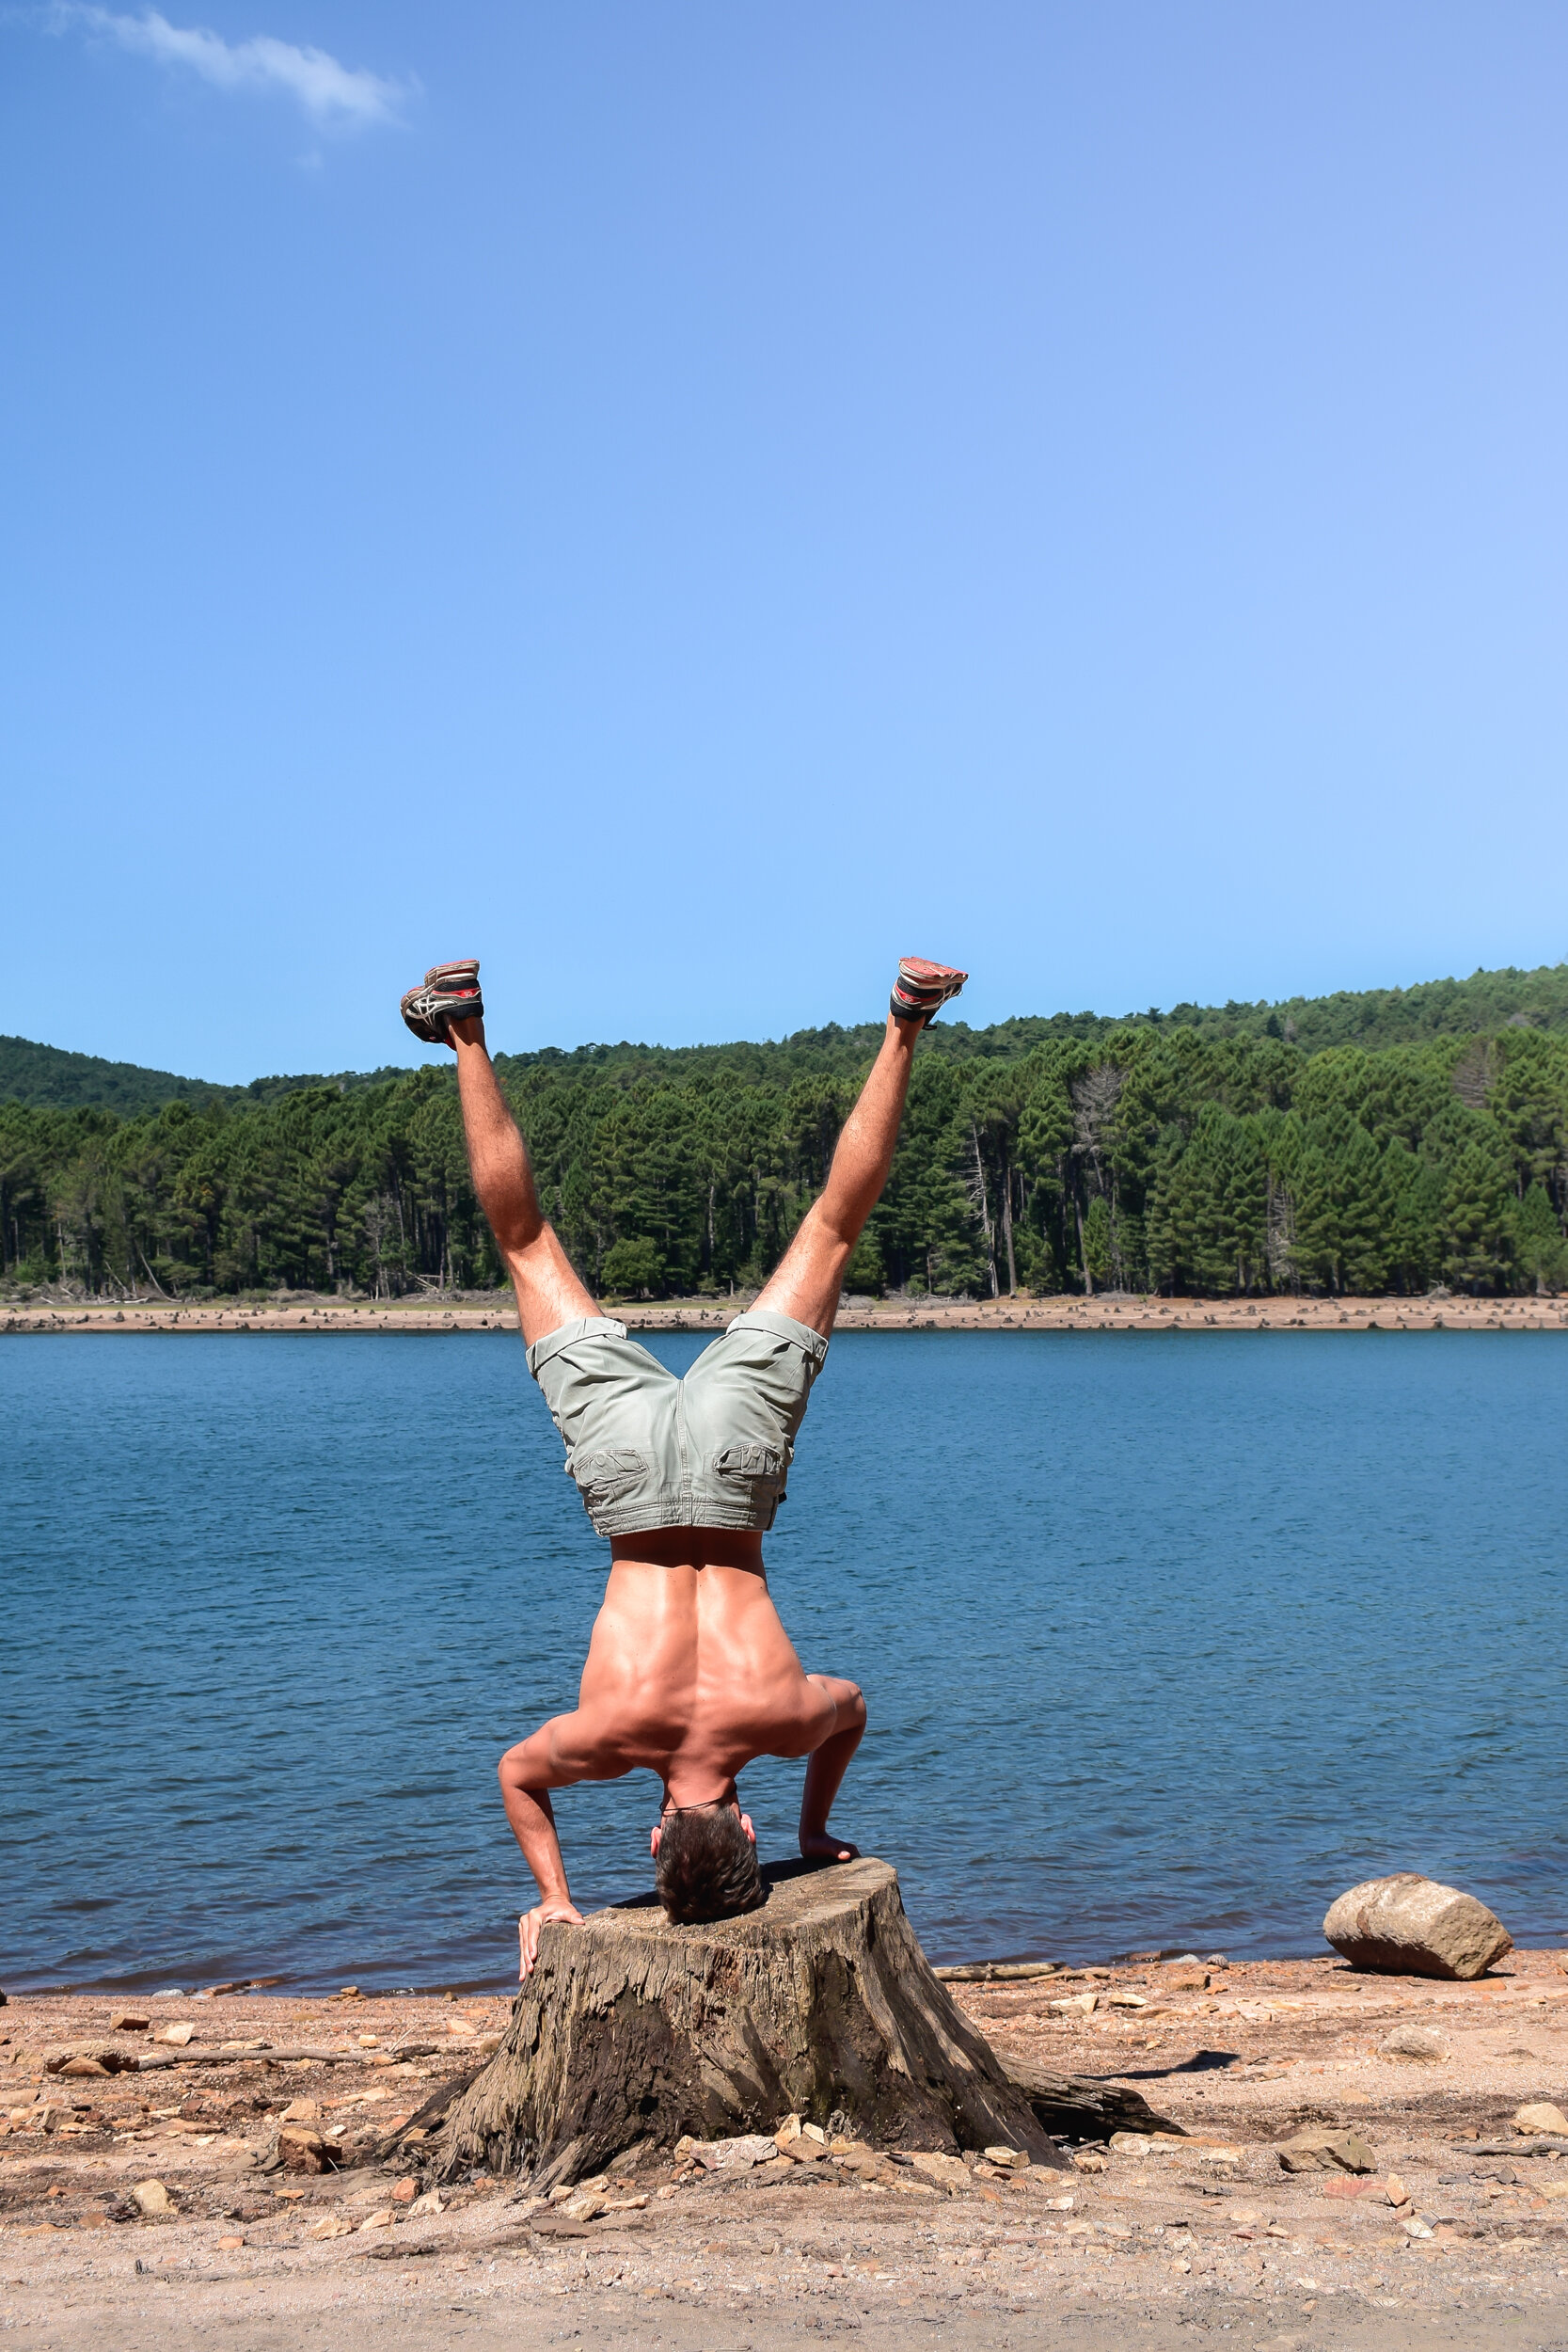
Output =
[{"x1": 526, "y1": 1308, "x2": 829, "y2": 1538}]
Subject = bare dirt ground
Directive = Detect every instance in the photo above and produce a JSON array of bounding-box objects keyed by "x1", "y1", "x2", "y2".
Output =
[
  {"x1": 5, "y1": 1292, "x2": 1565, "y2": 1336},
  {"x1": 6, "y1": 1949, "x2": 1568, "y2": 2349}
]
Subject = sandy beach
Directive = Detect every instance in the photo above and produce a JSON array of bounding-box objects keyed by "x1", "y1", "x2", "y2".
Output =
[
  {"x1": 6, "y1": 1941, "x2": 1568, "y2": 2349},
  {"x1": 5, "y1": 1291, "x2": 1565, "y2": 1337}
]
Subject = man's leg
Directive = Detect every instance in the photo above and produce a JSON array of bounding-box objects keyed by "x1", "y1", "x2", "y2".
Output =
[
  {"x1": 448, "y1": 1016, "x2": 601, "y2": 1347},
  {"x1": 754, "y1": 1012, "x2": 918, "y2": 1339}
]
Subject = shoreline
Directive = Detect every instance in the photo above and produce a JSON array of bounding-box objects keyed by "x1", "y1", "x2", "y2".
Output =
[
  {"x1": 4, "y1": 1292, "x2": 1566, "y2": 1336},
  {"x1": 6, "y1": 1947, "x2": 1568, "y2": 2346}
]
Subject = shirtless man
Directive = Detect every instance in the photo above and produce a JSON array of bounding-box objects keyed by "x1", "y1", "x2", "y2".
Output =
[{"x1": 401, "y1": 954, "x2": 967, "y2": 1977}]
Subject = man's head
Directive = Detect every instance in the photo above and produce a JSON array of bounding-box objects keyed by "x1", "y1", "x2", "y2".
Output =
[{"x1": 651, "y1": 1796, "x2": 763, "y2": 1925}]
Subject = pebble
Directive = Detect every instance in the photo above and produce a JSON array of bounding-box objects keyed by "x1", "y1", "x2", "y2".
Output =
[
  {"x1": 1515, "y1": 2102, "x2": 1568, "y2": 2135},
  {"x1": 1276, "y1": 2130, "x2": 1375, "y2": 2175},
  {"x1": 132, "y1": 2181, "x2": 169, "y2": 2217},
  {"x1": 910, "y1": 2153, "x2": 971, "y2": 2190},
  {"x1": 1379, "y1": 2025, "x2": 1448, "y2": 2064},
  {"x1": 559, "y1": 2192, "x2": 605, "y2": 2222}
]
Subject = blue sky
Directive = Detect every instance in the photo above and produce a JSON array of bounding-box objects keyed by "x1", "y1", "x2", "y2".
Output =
[{"x1": 4, "y1": 2, "x2": 1567, "y2": 1081}]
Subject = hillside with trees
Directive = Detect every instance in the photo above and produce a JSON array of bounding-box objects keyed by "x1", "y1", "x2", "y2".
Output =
[{"x1": 3, "y1": 962, "x2": 1566, "y2": 1300}]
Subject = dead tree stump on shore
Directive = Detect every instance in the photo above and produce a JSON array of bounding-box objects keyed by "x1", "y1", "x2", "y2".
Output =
[{"x1": 420, "y1": 1859, "x2": 1166, "y2": 2188}]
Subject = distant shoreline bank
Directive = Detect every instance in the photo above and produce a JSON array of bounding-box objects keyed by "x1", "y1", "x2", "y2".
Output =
[{"x1": 5, "y1": 1292, "x2": 1566, "y2": 1335}]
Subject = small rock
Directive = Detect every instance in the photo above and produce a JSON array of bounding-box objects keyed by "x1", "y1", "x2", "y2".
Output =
[
  {"x1": 157, "y1": 2023, "x2": 197, "y2": 2047},
  {"x1": 1323, "y1": 1873, "x2": 1512, "y2": 1981},
  {"x1": 358, "y1": 2208, "x2": 393, "y2": 2232},
  {"x1": 1379, "y1": 2026, "x2": 1449, "y2": 2065},
  {"x1": 406, "y1": 2189, "x2": 444, "y2": 2218},
  {"x1": 1401, "y1": 2214, "x2": 1434, "y2": 2239},
  {"x1": 558, "y1": 2192, "x2": 604, "y2": 2223},
  {"x1": 1277, "y1": 2131, "x2": 1375, "y2": 2176},
  {"x1": 278, "y1": 2099, "x2": 319, "y2": 2123},
  {"x1": 910, "y1": 2152, "x2": 971, "y2": 2190},
  {"x1": 216, "y1": 2234, "x2": 244, "y2": 2250},
  {"x1": 389, "y1": 2177, "x2": 419, "y2": 2204},
  {"x1": 306, "y1": 2214, "x2": 354, "y2": 2239},
  {"x1": 1051, "y1": 1994, "x2": 1098, "y2": 2015},
  {"x1": 278, "y1": 2125, "x2": 332, "y2": 2175},
  {"x1": 774, "y1": 2118, "x2": 828, "y2": 2162},
  {"x1": 132, "y1": 2181, "x2": 170, "y2": 2217},
  {"x1": 1106, "y1": 1991, "x2": 1147, "y2": 2010},
  {"x1": 1385, "y1": 2173, "x2": 1410, "y2": 2207},
  {"x1": 1164, "y1": 1969, "x2": 1210, "y2": 1992},
  {"x1": 45, "y1": 2045, "x2": 126, "y2": 2075},
  {"x1": 982, "y1": 2144, "x2": 1030, "y2": 2169},
  {"x1": 691, "y1": 2134, "x2": 777, "y2": 2170},
  {"x1": 1108, "y1": 2132, "x2": 1150, "y2": 2155},
  {"x1": 109, "y1": 2012, "x2": 150, "y2": 2033},
  {"x1": 1514, "y1": 2103, "x2": 1568, "y2": 2136},
  {"x1": 1071, "y1": 2150, "x2": 1109, "y2": 2173}
]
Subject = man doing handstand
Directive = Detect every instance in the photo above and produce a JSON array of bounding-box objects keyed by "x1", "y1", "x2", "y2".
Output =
[{"x1": 401, "y1": 955, "x2": 966, "y2": 1977}]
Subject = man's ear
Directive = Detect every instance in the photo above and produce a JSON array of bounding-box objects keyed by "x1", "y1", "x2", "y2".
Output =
[
  {"x1": 650, "y1": 1824, "x2": 662, "y2": 1856},
  {"x1": 740, "y1": 1812, "x2": 756, "y2": 1846}
]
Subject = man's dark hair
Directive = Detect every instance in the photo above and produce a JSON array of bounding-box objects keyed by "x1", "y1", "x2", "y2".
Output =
[{"x1": 655, "y1": 1804, "x2": 764, "y2": 1925}]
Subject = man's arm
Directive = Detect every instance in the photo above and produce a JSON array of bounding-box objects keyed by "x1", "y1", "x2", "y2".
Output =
[
  {"x1": 498, "y1": 1712, "x2": 625, "y2": 1977},
  {"x1": 799, "y1": 1677, "x2": 866, "y2": 1863}
]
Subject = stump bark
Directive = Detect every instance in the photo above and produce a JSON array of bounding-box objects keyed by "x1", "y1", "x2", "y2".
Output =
[{"x1": 421, "y1": 1859, "x2": 1166, "y2": 2188}]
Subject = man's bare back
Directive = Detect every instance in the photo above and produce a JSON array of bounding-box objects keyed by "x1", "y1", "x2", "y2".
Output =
[
  {"x1": 532, "y1": 1534, "x2": 855, "y2": 1794},
  {"x1": 401, "y1": 956, "x2": 967, "y2": 1976}
]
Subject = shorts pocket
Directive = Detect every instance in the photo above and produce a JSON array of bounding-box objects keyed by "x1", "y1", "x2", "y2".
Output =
[
  {"x1": 571, "y1": 1447, "x2": 655, "y2": 1514},
  {"x1": 711, "y1": 1441, "x2": 787, "y2": 1509}
]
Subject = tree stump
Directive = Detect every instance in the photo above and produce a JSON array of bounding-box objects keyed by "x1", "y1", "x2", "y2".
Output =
[{"x1": 420, "y1": 1859, "x2": 1162, "y2": 2188}]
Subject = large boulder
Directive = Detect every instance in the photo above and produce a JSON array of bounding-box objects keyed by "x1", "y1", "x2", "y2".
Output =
[{"x1": 1323, "y1": 1873, "x2": 1512, "y2": 1980}]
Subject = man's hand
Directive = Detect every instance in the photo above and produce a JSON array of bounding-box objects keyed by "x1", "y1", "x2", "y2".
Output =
[
  {"x1": 518, "y1": 1899, "x2": 582, "y2": 1980},
  {"x1": 799, "y1": 1831, "x2": 860, "y2": 1863}
]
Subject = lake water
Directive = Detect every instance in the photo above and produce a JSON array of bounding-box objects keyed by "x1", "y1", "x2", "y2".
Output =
[{"x1": 4, "y1": 1329, "x2": 1566, "y2": 1993}]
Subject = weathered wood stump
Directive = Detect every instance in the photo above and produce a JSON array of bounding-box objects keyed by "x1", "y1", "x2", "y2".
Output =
[{"x1": 420, "y1": 1859, "x2": 1169, "y2": 2187}]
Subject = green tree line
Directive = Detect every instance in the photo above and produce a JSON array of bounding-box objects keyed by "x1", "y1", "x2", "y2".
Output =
[
  {"x1": 4, "y1": 1020, "x2": 1566, "y2": 1300},
  {"x1": 6, "y1": 958, "x2": 1568, "y2": 1111}
]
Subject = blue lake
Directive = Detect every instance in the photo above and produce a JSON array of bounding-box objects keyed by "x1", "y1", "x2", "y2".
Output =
[{"x1": 4, "y1": 1328, "x2": 1565, "y2": 1992}]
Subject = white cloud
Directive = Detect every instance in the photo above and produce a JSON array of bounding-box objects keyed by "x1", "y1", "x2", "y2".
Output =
[{"x1": 43, "y1": 3, "x2": 409, "y2": 127}]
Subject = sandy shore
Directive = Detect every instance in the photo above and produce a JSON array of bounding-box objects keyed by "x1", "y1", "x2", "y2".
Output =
[
  {"x1": 5, "y1": 1292, "x2": 1566, "y2": 1336},
  {"x1": 6, "y1": 1944, "x2": 1568, "y2": 2348}
]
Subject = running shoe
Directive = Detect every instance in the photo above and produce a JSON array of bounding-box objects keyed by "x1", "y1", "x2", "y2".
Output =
[
  {"x1": 401, "y1": 960, "x2": 483, "y2": 1043},
  {"x1": 890, "y1": 957, "x2": 968, "y2": 1027}
]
